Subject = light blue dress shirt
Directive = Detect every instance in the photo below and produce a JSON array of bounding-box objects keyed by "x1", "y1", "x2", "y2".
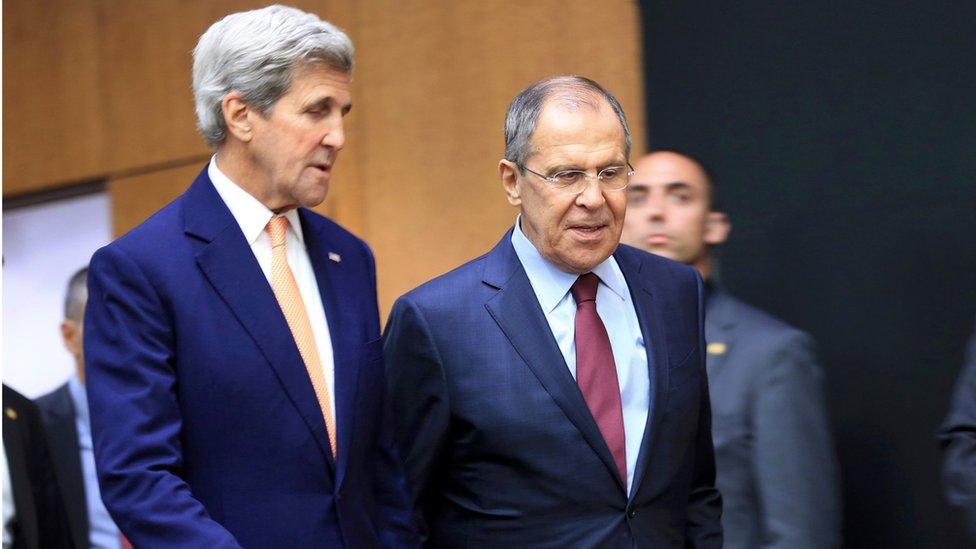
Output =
[
  {"x1": 511, "y1": 219, "x2": 650, "y2": 495},
  {"x1": 68, "y1": 376, "x2": 121, "y2": 549}
]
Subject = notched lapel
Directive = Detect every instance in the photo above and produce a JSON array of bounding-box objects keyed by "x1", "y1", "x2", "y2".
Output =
[
  {"x1": 617, "y1": 249, "x2": 671, "y2": 499},
  {"x1": 483, "y1": 235, "x2": 626, "y2": 493},
  {"x1": 191, "y1": 192, "x2": 335, "y2": 471},
  {"x1": 300, "y1": 211, "x2": 362, "y2": 490}
]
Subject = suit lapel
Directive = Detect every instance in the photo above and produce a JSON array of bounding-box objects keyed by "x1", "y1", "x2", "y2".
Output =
[
  {"x1": 45, "y1": 387, "x2": 88, "y2": 548},
  {"x1": 704, "y1": 288, "x2": 735, "y2": 377},
  {"x1": 482, "y1": 232, "x2": 626, "y2": 492},
  {"x1": 615, "y1": 248, "x2": 670, "y2": 500},
  {"x1": 299, "y1": 210, "x2": 361, "y2": 490},
  {"x1": 185, "y1": 172, "x2": 335, "y2": 471}
]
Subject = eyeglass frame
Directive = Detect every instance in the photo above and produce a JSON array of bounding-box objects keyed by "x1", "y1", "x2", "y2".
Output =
[{"x1": 516, "y1": 162, "x2": 636, "y2": 194}]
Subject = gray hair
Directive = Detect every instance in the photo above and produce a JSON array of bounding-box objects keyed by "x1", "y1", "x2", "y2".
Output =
[
  {"x1": 64, "y1": 267, "x2": 88, "y2": 321},
  {"x1": 504, "y1": 75, "x2": 632, "y2": 169},
  {"x1": 192, "y1": 4, "x2": 354, "y2": 148}
]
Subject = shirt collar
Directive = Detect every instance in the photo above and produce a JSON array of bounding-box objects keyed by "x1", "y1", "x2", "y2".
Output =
[
  {"x1": 510, "y1": 215, "x2": 629, "y2": 313},
  {"x1": 67, "y1": 374, "x2": 89, "y2": 427},
  {"x1": 208, "y1": 155, "x2": 304, "y2": 246}
]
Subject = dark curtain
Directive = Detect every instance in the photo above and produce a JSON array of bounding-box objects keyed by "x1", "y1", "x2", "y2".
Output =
[{"x1": 640, "y1": 1, "x2": 976, "y2": 547}]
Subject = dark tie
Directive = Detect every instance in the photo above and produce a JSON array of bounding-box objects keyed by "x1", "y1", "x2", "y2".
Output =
[{"x1": 571, "y1": 273, "x2": 627, "y2": 485}]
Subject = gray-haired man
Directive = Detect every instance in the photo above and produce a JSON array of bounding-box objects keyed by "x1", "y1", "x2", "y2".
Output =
[{"x1": 83, "y1": 6, "x2": 417, "y2": 547}]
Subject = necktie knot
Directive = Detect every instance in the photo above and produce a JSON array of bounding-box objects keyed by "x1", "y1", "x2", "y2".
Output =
[
  {"x1": 266, "y1": 216, "x2": 288, "y2": 248},
  {"x1": 571, "y1": 272, "x2": 601, "y2": 305}
]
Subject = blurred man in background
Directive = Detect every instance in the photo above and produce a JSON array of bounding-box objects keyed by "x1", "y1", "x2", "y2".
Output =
[
  {"x1": 621, "y1": 150, "x2": 840, "y2": 548},
  {"x1": 938, "y1": 320, "x2": 976, "y2": 539},
  {"x1": 3, "y1": 383, "x2": 72, "y2": 548},
  {"x1": 36, "y1": 267, "x2": 124, "y2": 549}
]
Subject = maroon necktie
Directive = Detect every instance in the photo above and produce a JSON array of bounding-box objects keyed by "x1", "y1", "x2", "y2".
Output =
[{"x1": 571, "y1": 273, "x2": 627, "y2": 484}]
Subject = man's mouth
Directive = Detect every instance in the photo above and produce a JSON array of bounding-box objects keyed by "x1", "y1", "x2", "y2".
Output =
[
  {"x1": 646, "y1": 233, "x2": 670, "y2": 245},
  {"x1": 568, "y1": 223, "x2": 608, "y2": 239}
]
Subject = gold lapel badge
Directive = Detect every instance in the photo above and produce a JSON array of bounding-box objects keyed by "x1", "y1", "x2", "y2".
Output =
[
  {"x1": 707, "y1": 342, "x2": 727, "y2": 356},
  {"x1": 5, "y1": 408, "x2": 17, "y2": 420}
]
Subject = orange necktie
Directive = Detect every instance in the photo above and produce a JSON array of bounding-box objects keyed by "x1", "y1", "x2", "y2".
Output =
[{"x1": 266, "y1": 216, "x2": 337, "y2": 457}]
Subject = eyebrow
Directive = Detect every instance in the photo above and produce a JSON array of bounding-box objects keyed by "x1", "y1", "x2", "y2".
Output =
[
  {"x1": 305, "y1": 96, "x2": 353, "y2": 115},
  {"x1": 543, "y1": 160, "x2": 628, "y2": 173},
  {"x1": 628, "y1": 180, "x2": 693, "y2": 191}
]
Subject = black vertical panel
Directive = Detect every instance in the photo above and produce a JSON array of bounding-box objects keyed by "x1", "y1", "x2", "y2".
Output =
[{"x1": 641, "y1": 1, "x2": 976, "y2": 547}]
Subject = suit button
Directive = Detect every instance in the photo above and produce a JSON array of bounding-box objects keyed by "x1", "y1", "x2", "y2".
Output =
[{"x1": 627, "y1": 508, "x2": 637, "y2": 518}]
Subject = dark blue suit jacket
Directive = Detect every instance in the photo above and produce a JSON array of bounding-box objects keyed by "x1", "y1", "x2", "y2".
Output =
[
  {"x1": 384, "y1": 232, "x2": 722, "y2": 548},
  {"x1": 84, "y1": 168, "x2": 417, "y2": 548}
]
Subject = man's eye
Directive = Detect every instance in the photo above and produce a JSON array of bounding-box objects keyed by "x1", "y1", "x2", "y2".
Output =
[
  {"x1": 553, "y1": 171, "x2": 584, "y2": 183},
  {"x1": 600, "y1": 168, "x2": 621, "y2": 179}
]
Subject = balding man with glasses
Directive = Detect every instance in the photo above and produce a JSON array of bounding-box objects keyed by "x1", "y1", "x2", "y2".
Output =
[{"x1": 384, "y1": 75, "x2": 722, "y2": 548}]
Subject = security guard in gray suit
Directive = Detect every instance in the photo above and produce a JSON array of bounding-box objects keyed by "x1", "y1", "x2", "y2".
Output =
[{"x1": 621, "y1": 151, "x2": 841, "y2": 548}]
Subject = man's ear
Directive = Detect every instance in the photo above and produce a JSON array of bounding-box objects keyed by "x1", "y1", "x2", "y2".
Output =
[
  {"x1": 222, "y1": 91, "x2": 253, "y2": 142},
  {"x1": 704, "y1": 211, "x2": 731, "y2": 246},
  {"x1": 60, "y1": 319, "x2": 81, "y2": 355},
  {"x1": 499, "y1": 160, "x2": 522, "y2": 207}
]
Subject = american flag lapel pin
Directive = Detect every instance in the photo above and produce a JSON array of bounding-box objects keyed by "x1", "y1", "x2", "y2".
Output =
[{"x1": 328, "y1": 252, "x2": 342, "y2": 263}]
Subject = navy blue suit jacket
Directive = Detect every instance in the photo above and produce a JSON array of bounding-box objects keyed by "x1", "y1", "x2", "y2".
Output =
[
  {"x1": 384, "y1": 232, "x2": 722, "y2": 548},
  {"x1": 84, "y1": 168, "x2": 417, "y2": 548}
]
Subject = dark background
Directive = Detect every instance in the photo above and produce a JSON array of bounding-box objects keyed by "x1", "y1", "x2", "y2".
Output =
[{"x1": 640, "y1": 1, "x2": 976, "y2": 547}]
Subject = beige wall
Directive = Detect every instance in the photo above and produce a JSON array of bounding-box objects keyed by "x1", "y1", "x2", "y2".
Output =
[{"x1": 4, "y1": 0, "x2": 645, "y2": 317}]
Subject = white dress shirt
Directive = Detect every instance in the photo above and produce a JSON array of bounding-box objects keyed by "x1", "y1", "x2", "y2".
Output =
[
  {"x1": 511, "y1": 217, "x2": 650, "y2": 496},
  {"x1": 209, "y1": 157, "x2": 336, "y2": 423}
]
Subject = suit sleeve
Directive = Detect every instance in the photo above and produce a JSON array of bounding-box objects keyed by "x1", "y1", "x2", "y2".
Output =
[
  {"x1": 383, "y1": 296, "x2": 451, "y2": 543},
  {"x1": 84, "y1": 245, "x2": 241, "y2": 548},
  {"x1": 685, "y1": 272, "x2": 724, "y2": 548},
  {"x1": 939, "y1": 325, "x2": 976, "y2": 539},
  {"x1": 361, "y1": 243, "x2": 422, "y2": 548},
  {"x1": 752, "y1": 332, "x2": 841, "y2": 548}
]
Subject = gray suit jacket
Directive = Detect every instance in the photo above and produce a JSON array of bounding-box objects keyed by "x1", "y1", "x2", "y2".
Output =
[{"x1": 705, "y1": 288, "x2": 840, "y2": 548}]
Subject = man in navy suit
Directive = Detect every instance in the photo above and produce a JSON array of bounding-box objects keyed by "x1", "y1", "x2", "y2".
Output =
[
  {"x1": 84, "y1": 6, "x2": 416, "y2": 548},
  {"x1": 384, "y1": 76, "x2": 722, "y2": 547},
  {"x1": 620, "y1": 151, "x2": 840, "y2": 548}
]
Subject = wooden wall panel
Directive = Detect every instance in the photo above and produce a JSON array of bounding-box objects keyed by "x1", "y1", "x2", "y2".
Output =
[
  {"x1": 348, "y1": 0, "x2": 646, "y2": 314},
  {"x1": 8, "y1": 0, "x2": 644, "y2": 322},
  {"x1": 109, "y1": 162, "x2": 204, "y2": 237},
  {"x1": 3, "y1": 0, "x2": 105, "y2": 193}
]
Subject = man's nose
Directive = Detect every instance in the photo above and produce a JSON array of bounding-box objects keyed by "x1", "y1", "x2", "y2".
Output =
[
  {"x1": 575, "y1": 178, "x2": 608, "y2": 208},
  {"x1": 321, "y1": 119, "x2": 345, "y2": 151}
]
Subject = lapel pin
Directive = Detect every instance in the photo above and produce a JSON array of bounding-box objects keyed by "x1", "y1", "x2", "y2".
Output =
[
  {"x1": 5, "y1": 408, "x2": 17, "y2": 420},
  {"x1": 328, "y1": 252, "x2": 342, "y2": 263},
  {"x1": 707, "y1": 342, "x2": 727, "y2": 356}
]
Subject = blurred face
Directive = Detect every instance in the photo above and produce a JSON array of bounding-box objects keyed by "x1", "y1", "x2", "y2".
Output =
[
  {"x1": 620, "y1": 152, "x2": 729, "y2": 275},
  {"x1": 246, "y1": 63, "x2": 351, "y2": 211},
  {"x1": 61, "y1": 311, "x2": 85, "y2": 382},
  {"x1": 500, "y1": 99, "x2": 628, "y2": 274}
]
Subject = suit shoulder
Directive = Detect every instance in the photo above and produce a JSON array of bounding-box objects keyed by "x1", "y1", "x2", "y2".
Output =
[
  {"x1": 396, "y1": 253, "x2": 490, "y2": 308},
  {"x1": 716, "y1": 293, "x2": 815, "y2": 355},
  {"x1": 34, "y1": 383, "x2": 71, "y2": 413},
  {"x1": 100, "y1": 195, "x2": 186, "y2": 261},
  {"x1": 616, "y1": 244, "x2": 702, "y2": 290}
]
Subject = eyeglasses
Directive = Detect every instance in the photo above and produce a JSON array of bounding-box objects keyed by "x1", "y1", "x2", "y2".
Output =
[{"x1": 519, "y1": 163, "x2": 635, "y2": 194}]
